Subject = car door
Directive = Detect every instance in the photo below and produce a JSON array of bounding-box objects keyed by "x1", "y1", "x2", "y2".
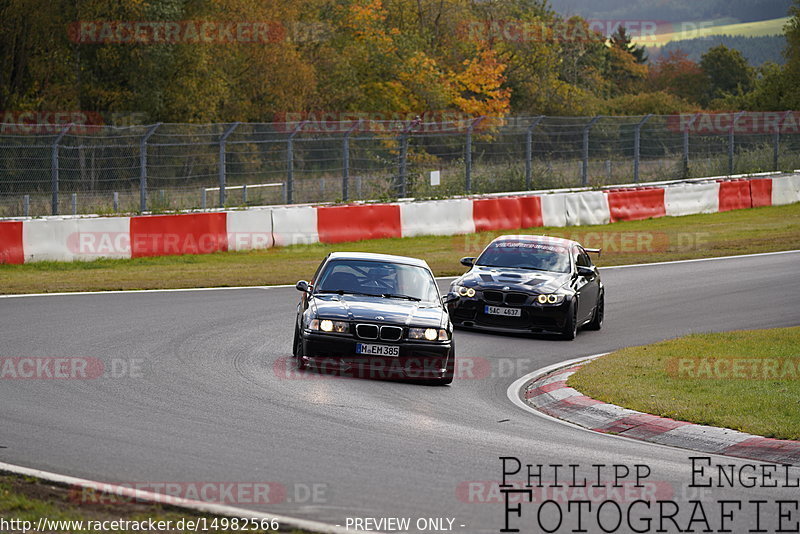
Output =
[{"x1": 576, "y1": 247, "x2": 600, "y2": 322}]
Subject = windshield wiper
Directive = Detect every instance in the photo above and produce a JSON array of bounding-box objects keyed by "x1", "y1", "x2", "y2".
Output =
[
  {"x1": 478, "y1": 264, "x2": 549, "y2": 272},
  {"x1": 317, "y1": 289, "x2": 381, "y2": 297},
  {"x1": 381, "y1": 293, "x2": 421, "y2": 301}
]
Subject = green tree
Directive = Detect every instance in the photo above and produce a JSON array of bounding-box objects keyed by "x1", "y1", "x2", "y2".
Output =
[
  {"x1": 609, "y1": 26, "x2": 647, "y2": 64},
  {"x1": 699, "y1": 44, "x2": 754, "y2": 106}
]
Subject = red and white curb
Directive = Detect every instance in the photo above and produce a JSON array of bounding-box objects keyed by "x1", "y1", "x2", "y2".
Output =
[{"x1": 512, "y1": 356, "x2": 800, "y2": 466}]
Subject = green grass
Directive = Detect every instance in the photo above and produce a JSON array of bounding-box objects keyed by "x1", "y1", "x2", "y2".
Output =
[
  {"x1": 568, "y1": 327, "x2": 800, "y2": 440},
  {"x1": 633, "y1": 16, "x2": 789, "y2": 47},
  {"x1": 0, "y1": 473, "x2": 307, "y2": 533},
  {"x1": 0, "y1": 202, "x2": 799, "y2": 294}
]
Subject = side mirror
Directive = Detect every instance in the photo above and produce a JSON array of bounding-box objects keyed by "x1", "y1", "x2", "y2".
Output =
[
  {"x1": 460, "y1": 257, "x2": 475, "y2": 267},
  {"x1": 576, "y1": 266, "x2": 595, "y2": 279},
  {"x1": 295, "y1": 280, "x2": 310, "y2": 292},
  {"x1": 441, "y1": 294, "x2": 456, "y2": 305}
]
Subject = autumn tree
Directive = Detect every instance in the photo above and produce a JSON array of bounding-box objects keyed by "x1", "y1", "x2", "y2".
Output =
[{"x1": 648, "y1": 50, "x2": 709, "y2": 105}]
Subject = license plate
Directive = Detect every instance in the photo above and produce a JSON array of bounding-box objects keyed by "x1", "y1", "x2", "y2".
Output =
[
  {"x1": 485, "y1": 305, "x2": 522, "y2": 317},
  {"x1": 356, "y1": 343, "x2": 400, "y2": 357}
]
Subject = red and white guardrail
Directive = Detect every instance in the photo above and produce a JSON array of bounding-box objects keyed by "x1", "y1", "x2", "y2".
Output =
[{"x1": 1, "y1": 173, "x2": 799, "y2": 264}]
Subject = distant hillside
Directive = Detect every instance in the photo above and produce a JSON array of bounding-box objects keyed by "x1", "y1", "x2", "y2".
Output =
[
  {"x1": 648, "y1": 35, "x2": 788, "y2": 65},
  {"x1": 547, "y1": 0, "x2": 790, "y2": 23}
]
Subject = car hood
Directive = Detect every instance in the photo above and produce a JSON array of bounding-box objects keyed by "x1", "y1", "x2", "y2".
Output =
[
  {"x1": 310, "y1": 295, "x2": 446, "y2": 328},
  {"x1": 457, "y1": 266, "x2": 571, "y2": 293}
]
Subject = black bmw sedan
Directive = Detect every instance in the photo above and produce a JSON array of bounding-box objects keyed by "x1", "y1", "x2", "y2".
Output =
[
  {"x1": 446, "y1": 235, "x2": 604, "y2": 340},
  {"x1": 293, "y1": 252, "x2": 455, "y2": 384}
]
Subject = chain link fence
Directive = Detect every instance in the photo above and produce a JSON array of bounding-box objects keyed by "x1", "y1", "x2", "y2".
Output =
[{"x1": 1, "y1": 113, "x2": 798, "y2": 217}]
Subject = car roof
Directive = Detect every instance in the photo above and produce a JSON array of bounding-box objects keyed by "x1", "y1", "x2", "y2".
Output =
[
  {"x1": 490, "y1": 234, "x2": 579, "y2": 248},
  {"x1": 326, "y1": 252, "x2": 431, "y2": 269}
]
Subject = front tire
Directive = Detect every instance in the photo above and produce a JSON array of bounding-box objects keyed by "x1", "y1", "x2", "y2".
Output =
[
  {"x1": 585, "y1": 291, "x2": 604, "y2": 331},
  {"x1": 292, "y1": 324, "x2": 307, "y2": 370},
  {"x1": 560, "y1": 300, "x2": 578, "y2": 340}
]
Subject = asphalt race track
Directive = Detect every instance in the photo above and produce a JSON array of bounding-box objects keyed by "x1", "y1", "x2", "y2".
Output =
[{"x1": 2, "y1": 251, "x2": 800, "y2": 533}]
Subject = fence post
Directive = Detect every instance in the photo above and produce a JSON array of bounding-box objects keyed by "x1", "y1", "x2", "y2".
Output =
[
  {"x1": 774, "y1": 111, "x2": 790, "y2": 171},
  {"x1": 23, "y1": 195, "x2": 30, "y2": 217},
  {"x1": 525, "y1": 116, "x2": 545, "y2": 190},
  {"x1": 633, "y1": 114, "x2": 652, "y2": 183},
  {"x1": 682, "y1": 113, "x2": 700, "y2": 179},
  {"x1": 113, "y1": 192, "x2": 119, "y2": 212},
  {"x1": 286, "y1": 120, "x2": 308, "y2": 205},
  {"x1": 139, "y1": 123, "x2": 161, "y2": 213},
  {"x1": 398, "y1": 118, "x2": 420, "y2": 198},
  {"x1": 342, "y1": 120, "x2": 361, "y2": 201},
  {"x1": 201, "y1": 188, "x2": 207, "y2": 210},
  {"x1": 465, "y1": 116, "x2": 485, "y2": 194},
  {"x1": 219, "y1": 122, "x2": 240, "y2": 207},
  {"x1": 582, "y1": 116, "x2": 601, "y2": 186},
  {"x1": 728, "y1": 111, "x2": 744, "y2": 175},
  {"x1": 51, "y1": 123, "x2": 73, "y2": 215}
]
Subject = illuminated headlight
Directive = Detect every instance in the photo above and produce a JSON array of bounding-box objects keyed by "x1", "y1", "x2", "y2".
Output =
[
  {"x1": 453, "y1": 285, "x2": 476, "y2": 298},
  {"x1": 309, "y1": 318, "x2": 349, "y2": 333},
  {"x1": 536, "y1": 294, "x2": 565, "y2": 305},
  {"x1": 408, "y1": 328, "x2": 449, "y2": 341}
]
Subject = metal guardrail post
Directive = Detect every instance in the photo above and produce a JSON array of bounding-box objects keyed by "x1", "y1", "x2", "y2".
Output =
[
  {"x1": 286, "y1": 120, "x2": 308, "y2": 205},
  {"x1": 465, "y1": 116, "x2": 485, "y2": 194},
  {"x1": 342, "y1": 120, "x2": 361, "y2": 201},
  {"x1": 398, "y1": 118, "x2": 420, "y2": 198},
  {"x1": 683, "y1": 113, "x2": 700, "y2": 179},
  {"x1": 582, "y1": 116, "x2": 601, "y2": 186},
  {"x1": 525, "y1": 116, "x2": 545, "y2": 190},
  {"x1": 139, "y1": 123, "x2": 161, "y2": 213},
  {"x1": 728, "y1": 111, "x2": 744, "y2": 175},
  {"x1": 51, "y1": 123, "x2": 73, "y2": 215},
  {"x1": 219, "y1": 122, "x2": 240, "y2": 207},
  {"x1": 774, "y1": 111, "x2": 791, "y2": 171},
  {"x1": 634, "y1": 114, "x2": 652, "y2": 183}
]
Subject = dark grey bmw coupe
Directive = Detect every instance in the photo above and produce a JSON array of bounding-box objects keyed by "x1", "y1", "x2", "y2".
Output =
[
  {"x1": 293, "y1": 252, "x2": 455, "y2": 384},
  {"x1": 446, "y1": 235, "x2": 603, "y2": 340}
]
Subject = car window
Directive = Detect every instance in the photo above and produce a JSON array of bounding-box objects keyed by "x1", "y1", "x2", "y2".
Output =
[
  {"x1": 576, "y1": 248, "x2": 592, "y2": 268},
  {"x1": 476, "y1": 242, "x2": 571, "y2": 273},
  {"x1": 315, "y1": 259, "x2": 439, "y2": 302}
]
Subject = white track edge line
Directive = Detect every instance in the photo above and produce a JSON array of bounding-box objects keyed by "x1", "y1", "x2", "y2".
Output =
[
  {"x1": 2, "y1": 251, "x2": 798, "y2": 299},
  {"x1": 0, "y1": 461, "x2": 361, "y2": 534}
]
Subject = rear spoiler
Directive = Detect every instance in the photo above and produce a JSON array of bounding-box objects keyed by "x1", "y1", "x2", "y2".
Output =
[{"x1": 585, "y1": 248, "x2": 601, "y2": 256}]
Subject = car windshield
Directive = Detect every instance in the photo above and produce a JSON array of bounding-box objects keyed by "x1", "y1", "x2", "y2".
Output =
[
  {"x1": 476, "y1": 241, "x2": 571, "y2": 273},
  {"x1": 315, "y1": 259, "x2": 440, "y2": 303}
]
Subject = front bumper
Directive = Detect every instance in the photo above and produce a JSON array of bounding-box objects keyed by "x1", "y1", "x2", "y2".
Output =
[
  {"x1": 301, "y1": 331, "x2": 453, "y2": 380},
  {"x1": 447, "y1": 297, "x2": 570, "y2": 333}
]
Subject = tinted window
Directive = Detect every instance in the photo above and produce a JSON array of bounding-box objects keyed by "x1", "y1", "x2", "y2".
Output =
[
  {"x1": 315, "y1": 260, "x2": 439, "y2": 302},
  {"x1": 576, "y1": 248, "x2": 592, "y2": 267},
  {"x1": 476, "y1": 242, "x2": 571, "y2": 273}
]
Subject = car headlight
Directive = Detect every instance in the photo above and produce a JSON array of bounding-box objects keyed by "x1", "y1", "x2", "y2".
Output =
[
  {"x1": 536, "y1": 294, "x2": 565, "y2": 305},
  {"x1": 308, "y1": 318, "x2": 349, "y2": 333},
  {"x1": 408, "y1": 327, "x2": 450, "y2": 341},
  {"x1": 452, "y1": 285, "x2": 476, "y2": 298}
]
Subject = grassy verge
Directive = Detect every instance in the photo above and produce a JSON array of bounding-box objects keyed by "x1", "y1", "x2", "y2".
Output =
[
  {"x1": 0, "y1": 473, "x2": 310, "y2": 533},
  {"x1": 0, "y1": 203, "x2": 799, "y2": 295},
  {"x1": 568, "y1": 327, "x2": 800, "y2": 441}
]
